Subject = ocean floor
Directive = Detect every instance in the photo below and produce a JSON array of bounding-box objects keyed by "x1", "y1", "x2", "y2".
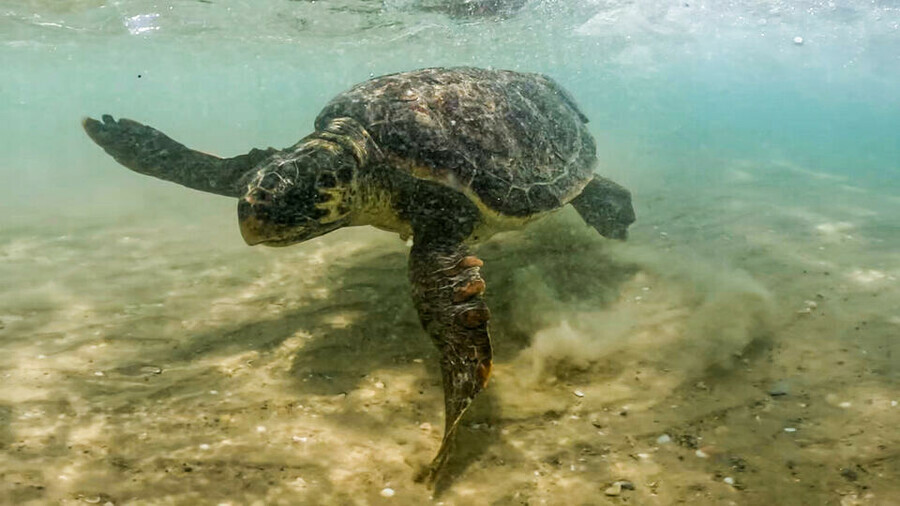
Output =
[{"x1": 1, "y1": 163, "x2": 898, "y2": 505}]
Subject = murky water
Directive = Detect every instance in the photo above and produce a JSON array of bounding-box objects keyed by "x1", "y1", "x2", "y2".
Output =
[{"x1": 2, "y1": 1, "x2": 899, "y2": 505}]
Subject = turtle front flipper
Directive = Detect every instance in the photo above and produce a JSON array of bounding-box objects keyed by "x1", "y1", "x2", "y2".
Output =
[
  {"x1": 408, "y1": 237, "x2": 493, "y2": 486},
  {"x1": 83, "y1": 115, "x2": 277, "y2": 198},
  {"x1": 571, "y1": 176, "x2": 636, "y2": 240}
]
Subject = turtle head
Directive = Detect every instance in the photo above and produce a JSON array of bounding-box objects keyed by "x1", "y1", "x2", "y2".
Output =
[{"x1": 238, "y1": 140, "x2": 357, "y2": 247}]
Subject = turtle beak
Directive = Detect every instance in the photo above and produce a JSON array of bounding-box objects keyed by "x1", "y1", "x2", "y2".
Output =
[{"x1": 238, "y1": 199, "x2": 268, "y2": 246}]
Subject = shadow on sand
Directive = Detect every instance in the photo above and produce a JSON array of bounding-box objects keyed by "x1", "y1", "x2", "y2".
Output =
[{"x1": 82, "y1": 212, "x2": 638, "y2": 490}]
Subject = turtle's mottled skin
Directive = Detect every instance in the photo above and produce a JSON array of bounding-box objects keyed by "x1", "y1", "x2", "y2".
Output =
[{"x1": 83, "y1": 67, "x2": 635, "y2": 485}]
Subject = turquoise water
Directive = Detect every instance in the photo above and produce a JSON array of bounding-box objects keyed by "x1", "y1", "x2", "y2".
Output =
[
  {"x1": 1, "y1": 1, "x2": 899, "y2": 505},
  {"x1": 3, "y1": 1, "x2": 898, "y2": 216}
]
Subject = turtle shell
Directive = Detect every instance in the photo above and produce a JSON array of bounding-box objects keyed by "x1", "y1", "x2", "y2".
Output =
[{"x1": 314, "y1": 67, "x2": 596, "y2": 217}]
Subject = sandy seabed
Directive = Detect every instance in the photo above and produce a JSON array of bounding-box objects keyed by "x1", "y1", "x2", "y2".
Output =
[{"x1": 1, "y1": 164, "x2": 898, "y2": 506}]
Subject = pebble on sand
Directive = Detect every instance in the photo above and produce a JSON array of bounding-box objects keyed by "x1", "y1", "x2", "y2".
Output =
[
  {"x1": 380, "y1": 487, "x2": 395, "y2": 498},
  {"x1": 657, "y1": 434, "x2": 672, "y2": 444},
  {"x1": 796, "y1": 299, "x2": 819, "y2": 315},
  {"x1": 573, "y1": 389, "x2": 585, "y2": 398},
  {"x1": 768, "y1": 380, "x2": 791, "y2": 397},
  {"x1": 724, "y1": 476, "x2": 735, "y2": 485},
  {"x1": 604, "y1": 481, "x2": 635, "y2": 496}
]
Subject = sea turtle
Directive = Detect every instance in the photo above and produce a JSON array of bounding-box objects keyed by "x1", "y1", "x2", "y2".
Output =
[{"x1": 82, "y1": 66, "x2": 635, "y2": 484}]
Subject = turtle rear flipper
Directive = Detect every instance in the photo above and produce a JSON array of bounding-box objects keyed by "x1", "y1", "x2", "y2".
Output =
[
  {"x1": 83, "y1": 115, "x2": 276, "y2": 198},
  {"x1": 407, "y1": 198, "x2": 493, "y2": 486},
  {"x1": 410, "y1": 243, "x2": 492, "y2": 486},
  {"x1": 571, "y1": 176, "x2": 635, "y2": 240}
]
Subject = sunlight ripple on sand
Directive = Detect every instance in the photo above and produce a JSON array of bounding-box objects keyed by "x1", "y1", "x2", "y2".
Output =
[{"x1": 848, "y1": 268, "x2": 888, "y2": 284}]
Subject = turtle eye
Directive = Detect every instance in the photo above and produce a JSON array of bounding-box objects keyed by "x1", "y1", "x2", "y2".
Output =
[
  {"x1": 317, "y1": 173, "x2": 337, "y2": 188},
  {"x1": 260, "y1": 172, "x2": 281, "y2": 191},
  {"x1": 248, "y1": 188, "x2": 272, "y2": 205}
]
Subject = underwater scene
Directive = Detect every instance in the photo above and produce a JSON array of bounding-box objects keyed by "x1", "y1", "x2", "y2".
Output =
[{"x1": 1, "y1": 1, "x2": 898, "y2": 505}]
